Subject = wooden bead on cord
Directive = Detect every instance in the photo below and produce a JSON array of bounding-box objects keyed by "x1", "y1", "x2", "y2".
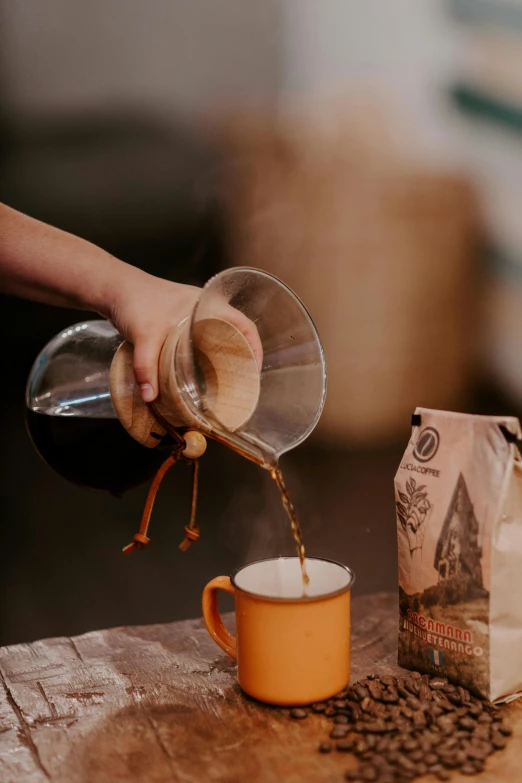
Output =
[{"x1": 182, "y1": 431, "x2": 207, "y2": 459}]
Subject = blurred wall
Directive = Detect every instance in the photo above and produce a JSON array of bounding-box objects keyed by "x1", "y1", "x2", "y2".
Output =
[
  {"x1": 280, "y1": 0, "x2": 461, "y2": 164},
  {"x1": 0, "y1": 0, "x2": 281, "y2": 120}
]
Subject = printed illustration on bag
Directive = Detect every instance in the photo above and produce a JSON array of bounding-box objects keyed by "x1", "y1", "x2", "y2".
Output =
[
  {"x1": 396, "y1": 477, "x2": 432, "y2": 556},
  {"x1": 434, "y1": 474, "x2": 483, "y2": 590}
]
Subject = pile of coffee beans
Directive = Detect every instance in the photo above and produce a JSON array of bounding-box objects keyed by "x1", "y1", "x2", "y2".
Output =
[{"x1": 288, "y1": 672, "x2": 512, "y2": 781}]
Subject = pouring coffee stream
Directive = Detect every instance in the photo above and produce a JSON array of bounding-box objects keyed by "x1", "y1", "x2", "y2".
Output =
[{"x1": 25, "y1": 268, "x2": 325, "y2": 587}]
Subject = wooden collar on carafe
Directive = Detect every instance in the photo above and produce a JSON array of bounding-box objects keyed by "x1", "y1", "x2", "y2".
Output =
[{"x1": 122, "y1": 403, "x2": 206, "y2": 555}]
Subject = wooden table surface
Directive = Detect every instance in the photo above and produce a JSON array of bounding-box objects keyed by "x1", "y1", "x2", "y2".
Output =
[{"x1": 1, "y1": 592, "x2": 521, "y2": 783}]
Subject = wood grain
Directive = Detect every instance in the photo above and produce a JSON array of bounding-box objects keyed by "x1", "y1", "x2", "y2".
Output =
[{"x1": 0, "y1": 593, "x2": 520, "y2": 783}]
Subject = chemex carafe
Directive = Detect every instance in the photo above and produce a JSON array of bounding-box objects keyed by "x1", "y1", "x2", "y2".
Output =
[{"x1": 26, "y1": 267, "x2": 326, "y2": 550}]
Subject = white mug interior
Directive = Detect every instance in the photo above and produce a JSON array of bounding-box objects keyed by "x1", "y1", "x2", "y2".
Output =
[{"x1": 232, "y1": 557, "x2": 353, "y2": 600}]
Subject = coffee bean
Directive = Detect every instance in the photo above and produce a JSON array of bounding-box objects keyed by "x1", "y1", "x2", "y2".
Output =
[
  {"x1": 436, "y1": 771, "x2": 450, "y2": 781},
  {"x1": 373, "y1": 702, "x2": 387, "y2": 719},
  {"x1": 337, "y1": 739, "x2": 356, "y2": 752},
  {"x1": 473, "y1": 725, "x2": 491, "y2": 741},
  {"x1": 439, "y1": 752, "x2": 458, "y2": 769},
  {"x1": 461, "y1": 763, "x2": 477, "y2": 775},
  {"x1": 440, "y1": 699, "x2": 457, "y2": 713},
  {"x1": 404, "y1": 677, "x2": 420, "y2": 696},
  {"x1": 397, "y1": 755, "x2": 417, "y2": 772},
  {"x1": 336, "y1": 689, "x2": 350, "y2": 699},
  {"x1": 368, "y1": 681, "x2": 383, "y2": 701},
  {"x1": 382, "y1": 687, "x2": 399, "y2": 704},
  {"x1": 492, "y1": 734, "x2": 507, "y2": 750},
  {"x1": 319, "y1": 742, "x2": 332, "y2": 753},
  {"x1": 290, "y1": 708, "x2": 308, "y2": 719},
  {"x1": 324, "y1": 706, "x2": 336, "y2": 718},
  {"x1": 419, "y1": 683, "x2": 432, "y2": 701},
  {"x1": 440, "y1": 737, "x2": 458, "y2": 751},
  {"x1": 335, "y1": 714, "x2": 350, "y2": 725},
  {"x1": 381, "y1": 676, "x2": 396, "y2": 687},
  {"x1": 364, "y1": 720, "x2": 389, "y2": 734},
  {"x1": 458, "y1": 717, "x2": 477, "y2": 731},
  {"x1": 355, "y1": 686, "x2": 370, "y2": 701},
  {"x1": 456, "y1": 730, "x2": 471, "y2": 740},
  {"x1": 442, "y1": 682, "x2": 457, "y2": 694},
  {"x1": 402, "y1": 738, "x2": 419, "y2": 752},
  {"x1": 411, "y1": 671, "x2": 422, "y2": 680},
  {"x1": 349, "y1": 702, "x2": 362, "y2": 720},
  {"x1": 413, "y1": 711, "x2": 427, "y2": 729},
  {"x1": 498, "y1": 723, "x2": 512, "y2": 736},
  {"x1": 467, "y1": 742, "x2": 491, "y2": 761},
  {"x1": 355, "y1": 739, "x2": 368, "y2": 755},
  {"x1": 311, "y1": 702, "x2": 327, "y2": 713},
  {"x1": 334, "y1": 699, "x2": 349, "y2": 710},
  {"x1": 331, "y1": 726, "x2": 349, "y2": 739},
  {"x1": 458, "y1": 686, "x2": 470, "y2": 704},
  {"x1": 361, "y1": 697, "x2": 374, "y2": 713},
  {"x1": 429, "y1": 677, "x2": 448, "y2": 690},
  {"x1": 409, "y1": 750, "x2": 424, "y2": 763},
  {"x1": 419, "y1": 736, "x2": 433, "y2": 753},
  {"x1": 424, "y1": 752, "x2": 439, "y2": 765},
  {"x1": 406, "y1": 696, "x2": 421, "y2": 711},
  {"x1": 467, "y1": 704, "x2": 482, "y2": 718}
]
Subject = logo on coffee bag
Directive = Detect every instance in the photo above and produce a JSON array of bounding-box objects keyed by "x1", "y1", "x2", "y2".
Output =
[{"x1": 413, "y1": 427, "x2": 440, "y2": 463}]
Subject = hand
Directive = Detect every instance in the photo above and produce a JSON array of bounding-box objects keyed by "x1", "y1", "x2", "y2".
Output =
[{"x1": 109, "y1": 269, "x2": 263, "y2": 402}]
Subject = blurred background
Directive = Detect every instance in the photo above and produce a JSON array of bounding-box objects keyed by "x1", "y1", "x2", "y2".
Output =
[{"x1": 1, "y1": 0, "x2": 520, "y2": 645}]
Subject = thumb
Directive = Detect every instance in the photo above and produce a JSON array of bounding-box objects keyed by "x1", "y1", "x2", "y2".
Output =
[{"x1": 132, "y1": 337, "x2": 162, "y2": 402}]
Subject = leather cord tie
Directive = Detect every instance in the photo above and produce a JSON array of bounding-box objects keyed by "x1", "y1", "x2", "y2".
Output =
[
  {"x1": 179, "y1": 459, "x2": 200, "y2": 551},
  {"x1": 122, "y1": 403, "x2": 201, "y2": 554}
]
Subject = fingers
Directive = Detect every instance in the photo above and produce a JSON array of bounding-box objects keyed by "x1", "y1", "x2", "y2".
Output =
[{"x1": 132, "y1": 336, "x2": 163, "y2": 402}]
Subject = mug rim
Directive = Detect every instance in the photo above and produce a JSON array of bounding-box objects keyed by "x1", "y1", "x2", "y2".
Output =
[{"x1": 230, "y1": 556, "x2": 355, "y2": 603}]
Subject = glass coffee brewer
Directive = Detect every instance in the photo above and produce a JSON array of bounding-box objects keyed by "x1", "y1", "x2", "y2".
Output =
[{"x1": 26, "y1": 267, "x2": 326, "y2": 556}]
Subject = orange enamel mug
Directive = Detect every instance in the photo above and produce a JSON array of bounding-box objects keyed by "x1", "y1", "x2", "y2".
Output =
[{"x1": 202, "y1": 557, "x2": 354, "y2": 705}]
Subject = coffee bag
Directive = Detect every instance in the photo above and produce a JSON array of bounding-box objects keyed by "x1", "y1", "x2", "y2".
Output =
[{"x1": 396, "y1": 407, "x2": 522, "y2": 702}]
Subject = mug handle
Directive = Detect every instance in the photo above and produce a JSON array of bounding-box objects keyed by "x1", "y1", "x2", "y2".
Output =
[{"x1": 202, "y1": 576, "x2": 237, "y2": 659}]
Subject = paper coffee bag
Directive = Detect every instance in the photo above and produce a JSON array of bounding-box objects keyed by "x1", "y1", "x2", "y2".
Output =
[{"x1": 396, "y1": 407, "x2": 522, "y2": 702}]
